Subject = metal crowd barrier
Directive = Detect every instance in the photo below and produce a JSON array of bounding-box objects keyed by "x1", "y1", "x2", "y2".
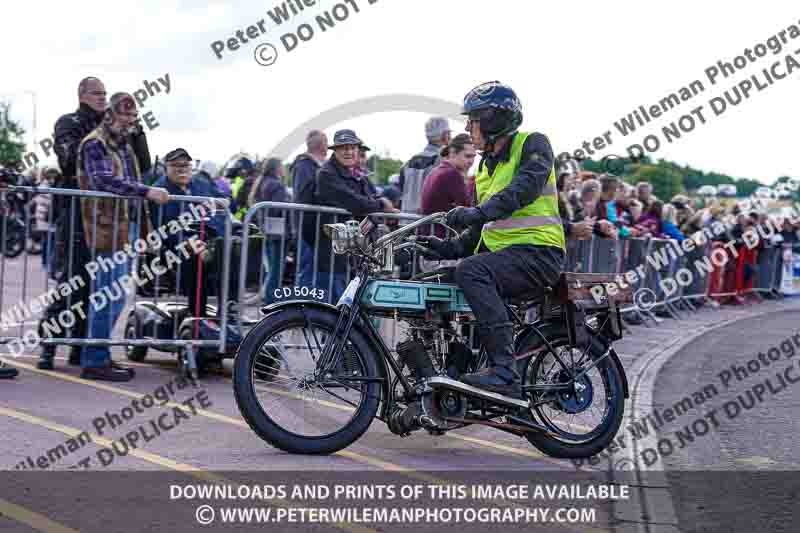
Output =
[
  {"x1": 752, "y1": 244, "x2": 783, "y2": 299},
  {"x1": 2, "y1": 186, "x2": 792, "y2": 366},
  {"x1": 234, "y1": 202, "x2": 740, "y2": 332},
  {"x1": 237, "y1": 201, "x2": 423, "y2": 320},
  {"x1": 0, "y1": 186, "x2": 232, "y2": 359}
]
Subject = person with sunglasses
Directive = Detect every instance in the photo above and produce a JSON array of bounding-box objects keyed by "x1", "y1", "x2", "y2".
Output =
[{"x1": 36, "y1": 77, "x2": 108, "y2": 370}]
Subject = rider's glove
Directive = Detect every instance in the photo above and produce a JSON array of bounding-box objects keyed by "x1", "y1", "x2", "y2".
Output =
[
  {"x1": 416, "y1": 235, "x2": 459, "y2": 260},
  {"x1": 445, "y1": 207, "x2": 486, "y2": 230}
]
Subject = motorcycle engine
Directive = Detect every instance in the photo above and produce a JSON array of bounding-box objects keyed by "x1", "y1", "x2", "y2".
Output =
[
  {"x1": 388, "y1": 330, "x2": 473, "y2": 435},
  {"x1": 396, "y1": 325, "x2": 473, "y2": 382}
]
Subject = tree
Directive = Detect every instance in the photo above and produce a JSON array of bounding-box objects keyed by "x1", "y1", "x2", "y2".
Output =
[
  {"x1": 629, "y1": 164, "x2": 683, "y2": 201},
  {"x1": 367, "y1": 154, "x2": 403, "y2": 185},
  {"x1": 735, "y1": 178, "x2": 761, "y2": 198},
  {"x1": 773, "y1": 176, "x2": 792, "y2": 187},
  {"x1": 0, "y1": 101, "x2": 26, "y2": 168}
]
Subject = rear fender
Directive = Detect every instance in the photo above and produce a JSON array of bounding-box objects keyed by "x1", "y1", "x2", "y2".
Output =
[{"x1": 515, "y1": 319, "x2": 629, "y2": 399}]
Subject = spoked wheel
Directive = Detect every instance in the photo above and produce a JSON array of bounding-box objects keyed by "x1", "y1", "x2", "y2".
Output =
[
  {"x1": 520, "y1": 332, "x2": 624, "y2": 459},
  {"x1": 233, "y1": 306, "x2": 381, "y2": 455}
]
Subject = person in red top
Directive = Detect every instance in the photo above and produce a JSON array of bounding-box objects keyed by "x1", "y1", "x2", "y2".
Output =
[{"x1": 421, "y1": 133, "x2": 476, "y2": 237}]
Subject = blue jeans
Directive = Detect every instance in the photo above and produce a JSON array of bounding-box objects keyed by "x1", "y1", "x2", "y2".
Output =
[
  {"x1": 297, "y1": 240, "x2": 347, "y2": 303},
  {"x1": 262, "y1": 240, "x2": 284, "y2": 305},
  {"x1": 82, "y1": 223, "x2": 136, "y2": 368}
]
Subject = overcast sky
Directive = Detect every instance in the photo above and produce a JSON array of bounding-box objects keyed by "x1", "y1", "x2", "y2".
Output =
[{"x1": 2, "y1": 0, "x2": 798, "y2": 183}]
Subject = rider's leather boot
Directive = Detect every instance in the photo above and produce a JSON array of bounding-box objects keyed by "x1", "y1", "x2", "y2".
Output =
[{"x1": 461, "y1": 323, "x2": 522, "y2": 399}]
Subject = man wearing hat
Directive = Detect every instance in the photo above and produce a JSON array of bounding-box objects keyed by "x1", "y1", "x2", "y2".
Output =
[
  {"x1": 151, "y1": 148, "x2": 236, "y2": 330},
  {"x1": 300, "y1": 129, "x2": 397, "y2": 302},
  {"x1": 75, "y1": 92, "x2": 170, "y2": 381}
]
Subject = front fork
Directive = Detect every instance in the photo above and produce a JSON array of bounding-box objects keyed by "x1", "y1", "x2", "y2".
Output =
[
  {"x1": 313, "y1": 267, "x2": 414, "y2": 413},
  {"x1": 315, "y1": 267, "x2": 371, "y2": 376}
]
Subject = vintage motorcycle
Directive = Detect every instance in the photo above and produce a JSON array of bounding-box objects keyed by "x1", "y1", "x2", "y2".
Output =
[{"x1": 233, "y1": 213, "x2": 631, "y2": 459}]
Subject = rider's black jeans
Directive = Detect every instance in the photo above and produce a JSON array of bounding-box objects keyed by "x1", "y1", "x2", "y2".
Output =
[{"x1": 455, "y1": 244, "x2": 564, "y2": 327}]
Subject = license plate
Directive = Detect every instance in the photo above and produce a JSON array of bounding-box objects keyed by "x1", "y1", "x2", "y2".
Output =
[{"x1": 336, "y1": 277, "x2": 361, "y2": 307}]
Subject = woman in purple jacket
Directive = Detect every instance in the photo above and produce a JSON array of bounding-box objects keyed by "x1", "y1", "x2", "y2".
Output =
[{"x1": 420, "y1": 134, "x2": 476, "y2": 238}]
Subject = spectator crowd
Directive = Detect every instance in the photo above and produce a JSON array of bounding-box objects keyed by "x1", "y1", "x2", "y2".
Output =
[{"x1": 1, "y1": 75, "x2": 798, "y2": 382}]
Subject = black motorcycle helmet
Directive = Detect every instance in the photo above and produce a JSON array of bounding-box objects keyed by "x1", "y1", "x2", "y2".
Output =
[
  {"x1": 225, "y1": 157, "x2": 254, "y2": 179},
  {"x1": 462, "y1": 81, "x2": 523, "y2": 146}
]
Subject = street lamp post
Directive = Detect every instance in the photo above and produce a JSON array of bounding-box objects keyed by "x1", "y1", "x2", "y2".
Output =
[{"x1": 24, "y1": 91, "x2": 37, "y2": 149}]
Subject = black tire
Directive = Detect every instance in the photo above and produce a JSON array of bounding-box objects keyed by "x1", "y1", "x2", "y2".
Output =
[
  {"x1": 233, "y1": 306, "x2": 381, "y2": 455},
  {"x1": 124, "y1": 320, "x2": 148, "y2": 362},
  {"x1": 520, "y1": 330, "x2": 625, "y2": 459},
  {"x1": 2, "y1": 220, "x2": 25, "y2": 258}
]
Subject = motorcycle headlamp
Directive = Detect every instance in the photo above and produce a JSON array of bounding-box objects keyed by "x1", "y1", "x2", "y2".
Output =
[{"x1": 324, "y1": 221, "x2": 364, "y2": 254}]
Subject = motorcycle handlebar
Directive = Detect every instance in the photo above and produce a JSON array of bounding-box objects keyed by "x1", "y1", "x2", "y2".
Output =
[{"x1": 373, "y1": 212, "x2": 456, "y2": 249}]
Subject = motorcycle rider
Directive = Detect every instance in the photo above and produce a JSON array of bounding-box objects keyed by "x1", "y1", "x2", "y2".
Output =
[
  {"x1": 419, "y1": 82, "x2": 565, "y2": 398},
  {"x1": 229, "y1": 157, "x2": 258, "y2": 220}
]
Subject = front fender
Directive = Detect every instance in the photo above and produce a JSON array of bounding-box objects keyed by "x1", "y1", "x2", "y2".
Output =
[
  {"x1": 259, "y1": 299, "x2": 339, "y2": 317},
  {"x1": 251, "y1": 299, "x2": 393, "y2": 407}
]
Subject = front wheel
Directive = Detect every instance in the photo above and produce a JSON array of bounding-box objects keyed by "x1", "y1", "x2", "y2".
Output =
[
  {"x1": 520, "y1": 330, "x2": 625, "y2": 459},
  {"x1": 233, "y1": 305, "x2": 382, "y2": 455}
]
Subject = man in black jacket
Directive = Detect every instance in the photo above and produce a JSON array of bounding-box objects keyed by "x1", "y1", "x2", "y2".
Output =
[
  {"x1": 300, "y1": 129, "x2": 396, "y2": 302},
  {"x1": 37, "y1": 77, "x2": 154, "y2": 370},
  {"x1": 36, "y1": 77, "x2": 106, "y2": 370},
  {"x1": 292, "y1": 130, "x2": 328, "y2": 203}
]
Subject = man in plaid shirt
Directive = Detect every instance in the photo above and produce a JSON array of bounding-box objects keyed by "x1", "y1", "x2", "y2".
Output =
[{"x1": 76, "y1": 92, "x2": 169, "y2": 381}]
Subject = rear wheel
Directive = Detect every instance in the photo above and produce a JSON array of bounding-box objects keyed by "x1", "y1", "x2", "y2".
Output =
[
  {"x1": 124, "y1": 320, "x2": 148, "y2": 362},
  {"x1": 233, "y1": 306, "x2": 381, "y2": 455},
  {"x1": 520, "y1": 331, "x2": 625, "y2": 459},
  {"x1": 1, "y1": 219, "x2": 25, "y2": 258}
]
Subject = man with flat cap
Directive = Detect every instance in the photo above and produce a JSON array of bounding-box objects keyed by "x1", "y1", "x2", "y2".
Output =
[
  {"x1": 300, "y1": 129, "x2": 398, "y2": 302},
  {"x1": 150, "y1": 148, "x2": 236, "y2": 331},
  {"x1": 76, "y1": 92, "x2": 169, "y2": 381}
]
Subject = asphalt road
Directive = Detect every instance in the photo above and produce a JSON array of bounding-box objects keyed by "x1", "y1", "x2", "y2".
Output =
[
  {"x1": 649, "y1": 309, "x2": 800, "y2": 533},
  {"x1": 2, "y1": 254, "x2": 799, "y2": 532}
]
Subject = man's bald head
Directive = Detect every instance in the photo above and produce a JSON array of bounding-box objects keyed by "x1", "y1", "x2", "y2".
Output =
[{"x1": 78, "y1": 77, "x2": 107, "y2": 113}]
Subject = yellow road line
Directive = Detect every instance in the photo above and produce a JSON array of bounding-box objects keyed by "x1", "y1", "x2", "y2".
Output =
[
  {"x1": 0, "y1": 497, "x2": 80, "y2": 533},
  {"x1": 0, "y1": 405, "x2": 374, "y2": 533},
  {"x1": 4, "y1": 358, "x2": 579, "y2": 468},
  {"x1": 2, "y1": 359, "x2": 612, "y2": 533},
  {"x1": 0, "y1": 405, "x2": 216, "y2": 479},
  {"x1": 1, "y1": 359, "x2": 408, "y2": 472}
]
